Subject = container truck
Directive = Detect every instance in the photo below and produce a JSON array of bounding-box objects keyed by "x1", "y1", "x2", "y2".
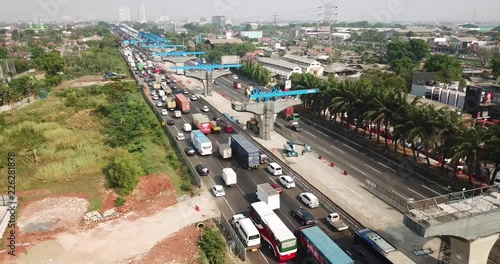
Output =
[
  {"x1": 229, "y1": 134, "x2": 260, "y2": 169},
  {"x1": 255, "y1": 183, "x2": 280, "y2": 210},
  {"x1": 192, "y1": 113, "x2": 211, "y2": 134},
  {"x1": 285, "y1": 107, "x2": 301, "y2": 121},
  {"x1": 153, "y1": 83, "x2": 161, "y2": 90},
  {"x1": 295, "y1": 225, "x2": 354, "y2": 264},
  {"x1": 210, "y1": 121, "x2": 222, "y2": 133},
  {"x1": 221, "y1": 168, "x2": 237, "y2": 186},
  {"x1": 191, "y1": 130, "x2": 212, "y2": 155},
  {"x1": 218, "y1": 144, "x2": 232, "y2": 159},
  {"x1": 175, "y1": 94, "x2": 190, "y2": 113}
]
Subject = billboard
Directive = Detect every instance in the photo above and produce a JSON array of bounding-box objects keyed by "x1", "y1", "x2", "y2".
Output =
[
  {"x1": 285, "y1": 80, "x2": 292, "y2": 91},
  {"x1": 221, "y1": 55, "x2": 240, "y2": 65}
]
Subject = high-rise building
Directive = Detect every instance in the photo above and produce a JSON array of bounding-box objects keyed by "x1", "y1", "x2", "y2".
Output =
[
  {"x1": 118, "y1": 7, "x2": 131, "y2": 22},
  {"x1": 211, "y1": 16, "x2": 226, "y2": 28},
  {"x1": 139, "y1": 5, "x2": 147, "y2": 23}
]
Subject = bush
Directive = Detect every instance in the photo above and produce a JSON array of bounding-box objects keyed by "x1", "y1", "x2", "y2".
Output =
[
  {"x1": 114, "y1": 196, "x2": 126, "y2": 207},
  {"x1": 103, "y1": 149, "x2": 143, "y2": 195},
  {"x1": 199, "y1": 229, "x2": 227, "y2": 264}
]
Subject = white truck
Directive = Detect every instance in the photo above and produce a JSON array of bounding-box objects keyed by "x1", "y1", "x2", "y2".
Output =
[
  {"x1": 326, "y1": 212, "x2": 348, "y2": 231},
  {"x1": 255, "y1": 183, "x2": 280, "y2": 210},
  {"x1": 174, "y1": 110, "x2": 181, "y2": 118},
  {"x1": 158, "y1": 89, "x2": 165, "y2": 97},
  {"x1": 222, "y1": 168, "x2": 237, "y2": 186},
  {"x1": 218, "y1": 144, "x2": 232, "y2": 159}
]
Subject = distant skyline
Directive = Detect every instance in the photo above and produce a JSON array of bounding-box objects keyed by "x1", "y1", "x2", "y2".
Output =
[{"x1": 0, "y1": 0, "x2": 499, "y2": 23}]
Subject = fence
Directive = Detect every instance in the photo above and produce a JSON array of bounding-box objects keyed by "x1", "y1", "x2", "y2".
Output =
[
  {"x1": 217, "y1": 212, "x2": 246, "y2": 261},
  {"x1": 198, "y1": 96, "x2": 365, "y2": 233},
  {"x1": 364, "y1": 179, "x2": 409, "y2": 213}
]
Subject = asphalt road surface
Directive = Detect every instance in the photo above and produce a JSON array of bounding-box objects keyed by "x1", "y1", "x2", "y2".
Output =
[
  {"x1": 213, "y1": 76, "x2": 451, "y2": 200},
  {"x1": 142, "y1": 80, "x2": 385, "y2": 264}
]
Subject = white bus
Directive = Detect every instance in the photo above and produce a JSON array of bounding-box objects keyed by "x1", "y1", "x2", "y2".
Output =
[
  {"x1": 191, "y1": 130, "x2": 212, "y2": 155},
  {"x1": 249, "y1": 201, "x2": 297, "y2": 262}
]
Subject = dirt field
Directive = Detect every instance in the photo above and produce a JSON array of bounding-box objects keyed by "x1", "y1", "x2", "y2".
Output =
[{"x1": 53, "y1": 75, "x2": 134, "y2": 90}]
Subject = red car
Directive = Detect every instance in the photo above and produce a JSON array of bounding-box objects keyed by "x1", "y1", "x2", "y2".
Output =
[
  {"x1": 224, "y1": 125, "x2": 234, "y2": 133},
  {"x1": 271, "y1": 183, "x2": 283, "y2": 194}
]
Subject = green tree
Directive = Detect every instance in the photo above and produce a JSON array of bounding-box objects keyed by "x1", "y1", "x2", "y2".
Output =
[
  {"x1": 424, "y1": 54, "x2": 463, "y2": 83},
  {"x1": 0, "y1": 47, "x2": 8, "y2": 59},
  {"x1": 491, "y1": 57, "x2": 500, "y2": 79},
  {"x1": 199, "y1": 230, "x2": 227, "y2": 264},
  {"x1": 13, "y1": 57, "x2": 34, "y2": 73},
  {"x1": 476, "y1": 48, "x2": 493, "y2": 67},
  {"x1": 35, "y1": 51, "x2": 65, "y2": 76},
  {"x1": 104, "y1": 149, "x2": 143, "y2": 196},
  {"x1": 408, "y1": 39, "x2": 430, "y2": 62},
  {"x1": 30, "y1": 47, "x2": 45, "y2": 60}
]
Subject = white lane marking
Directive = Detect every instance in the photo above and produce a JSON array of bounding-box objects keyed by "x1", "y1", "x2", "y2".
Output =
[
  {"x1": 317, "y1": 130, "x2": 328, "y2": 136},
  {"x1": 364, "y1": 164, "x2": 382, "y2": 174},
  {"x1": 259, "y1": 252, "x2": 271, "y2": 264},
  {"x1": 349, "y1": 165, "x2": 367, "y2": 176},
  {"x1": 304, "y1": 131, "x2": 317, "y2": 138},
  {"x1": 278, "y1": 210, "x2": 298, "y2": 229},
  {"x1": 421, "y1": 185, "x2": 443, "y2": 196},
  {"x1": 330, "y1": 145, "x2": 345, "y2": 154},
  {"x1": 318, "y1": 147, "x2": 332, "y2": 155},
  {"x1": 181, "y1": 115, "x2": 187, "y2": 122},
  {"x1": 392, "y1": 190, "x2": 407, "y2": 199},
  {"x1": 194, "y1": 155, "x2": 199, "y2": 160},
  {"x1": 207, "y1": 173, "x2": 235, "y2": 214},
  {"x1": 342, "y1": 143, "x2": 357, "y2": 152},
  {"x1": 215, "y1": 141, "x2": 220, "y2": 145},
  {"x1": 378, "y1": 162, "x2": 396, "y2": 172},
  {"x1": 173, "y1": 125, "x2": 180, "y2": 133},
  {"x1": 407, "y1": 188, "x2": 426, "y2": 198}
]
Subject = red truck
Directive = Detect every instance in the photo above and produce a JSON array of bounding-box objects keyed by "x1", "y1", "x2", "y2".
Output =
[
  {"x1": 192, "y1": 113, "x2": 211, "y2": 134},
  {"x1": 285, "y1": 107, "x2": 300, "y2": 121},
  {"x1": 233, "y1": 81, "x2": 241, "y2": 89},
  {"x1": 175, "y1": 94, "x2": 190, "y2": 113}
]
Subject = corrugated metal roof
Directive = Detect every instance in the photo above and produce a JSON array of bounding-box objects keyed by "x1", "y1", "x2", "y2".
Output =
[
  {"x1": 283, "y1": 54, "x2": 317, "y2": 65},
  {"x1": 257, "y1": 57, "x2": 300, "y2": 70}
]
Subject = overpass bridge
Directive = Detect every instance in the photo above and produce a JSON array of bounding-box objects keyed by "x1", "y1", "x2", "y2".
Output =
[{"x1": 404, "y1": 186, "x2": 500, "y2": 264}]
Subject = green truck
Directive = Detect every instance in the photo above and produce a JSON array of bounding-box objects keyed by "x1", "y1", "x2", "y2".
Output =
[{"x1": 137, "y1": 62, "x2": 143, "y2": 71}]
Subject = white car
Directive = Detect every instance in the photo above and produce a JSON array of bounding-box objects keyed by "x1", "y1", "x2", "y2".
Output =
[
  {"x1": 231, "y1": 214, "x2": 245, "y2": 225},
  {"x1": 201, "y1": 106, "x2": 209, "y2": 112},
  {"x1": 157, "y1": 102, "x2": 163, "y2": 107},
  {"x1": 299, "y1": 192, "x2": 320, "y2": 208},
  {"x1": 212, "y1": 185, "x2": 225, "y2": 197},
  {"x1": 176, "y1": 133, "x2": 185, "y2": 141},
  {"x1": 232, "y1": 75, "x2": 238, "y2": 80},
  {"x1": 190, "y1": 95, "x2": 198, "y2": 101},
  {"x1": 161, "y1": 109, "x2": 168, "y2": 116},
  {"x1": 153, "y1": 95, "x2": 159, "y2": 100},
  {"x1": 279, "y1": 175, "x2": 295, "y2": 189},
  {"x1": 183, "y1": 123, "x2": 192, "y2": 132}
]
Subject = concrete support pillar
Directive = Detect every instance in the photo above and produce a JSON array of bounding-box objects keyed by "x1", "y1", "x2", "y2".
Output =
[
  {"x1": 449, "y1": 233, "x2": 499, "y2": 264},
  {"x1": 206, "y1": 71, "x2": 213, "y2": 96}
]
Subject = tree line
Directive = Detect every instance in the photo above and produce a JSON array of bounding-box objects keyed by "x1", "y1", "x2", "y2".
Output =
[{"x1": 290, "y1": 71, "x2": 500, "y2": 184}]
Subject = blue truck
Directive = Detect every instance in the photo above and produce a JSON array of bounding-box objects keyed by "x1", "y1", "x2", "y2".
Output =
[
  {"x1": 296, "y1": 225, "x2": 354, "y2": 264},
  {"x1": 228, "y1": 134, "x2": 260, "y2": 169}
]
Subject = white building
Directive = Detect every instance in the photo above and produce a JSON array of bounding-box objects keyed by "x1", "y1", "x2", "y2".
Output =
[
  {"x1": 257, "y1": 57, "x2": 302, "y2": 79},
  {"x1": 282, "y1": 54, "x2": 324, "y2": 77},
  {"x1": 240, "y1": 31, "x2": 263, "y2": 40},
  {"x1": 411, "y1": 81, "x2": 464, "y2": 109},
  {"x1": 139, "y1": 5, "x2": 147, "y2": 23},
  {"x1": 332, "y1": 32, "x2": 351, "y2": 40},
  {"x1": 118, "y1": 7, "x2": 131, "y2": 22}
]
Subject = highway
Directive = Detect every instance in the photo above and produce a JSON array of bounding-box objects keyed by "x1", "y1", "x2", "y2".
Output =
[
  {"x1": 213, "y1": 76, "x2": 451, "y2": 200},
  {"x1": 141, "y1": 77, "x2": 385, "y2": 264}
]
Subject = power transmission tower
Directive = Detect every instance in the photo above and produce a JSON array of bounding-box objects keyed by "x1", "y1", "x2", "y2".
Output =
[
  {"x1": 272, "y1": 12, "x2": 278, "y2": 37},
  {"x1": 318, "y1": 0, "x2": 338, "y2": 49}
]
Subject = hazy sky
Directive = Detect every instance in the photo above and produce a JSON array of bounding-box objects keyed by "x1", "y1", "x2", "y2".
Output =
[{"x1": 1, "y1": 0, "x2": 499, "y2": 23}]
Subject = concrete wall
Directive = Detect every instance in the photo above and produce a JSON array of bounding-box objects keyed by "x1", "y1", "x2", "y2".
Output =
[
  {"x1": 0, "y1": 195, "x2": 17, "y2": 239},
  {"x1": 0, "y1": 96, "x2": 38, "y2": 113}
]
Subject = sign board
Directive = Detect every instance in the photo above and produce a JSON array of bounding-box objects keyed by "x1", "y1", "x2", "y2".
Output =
[
  {"x1": 221, "y1": 55, "x2": 240, "y2": 65},
  {"x1": 285, "y1": 80, "x2": 292, "y2": 91}
]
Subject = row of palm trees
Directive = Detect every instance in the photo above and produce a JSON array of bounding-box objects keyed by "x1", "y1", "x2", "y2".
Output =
[{"x1": 291, "y1": 73, "x2": 500, "y2": 184}]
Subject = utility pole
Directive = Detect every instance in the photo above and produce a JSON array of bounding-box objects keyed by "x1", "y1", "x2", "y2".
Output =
[
  {"x1": 273, "y1": 12, "x2": 278, "y2": 37},
  {"x1": 318, "y1": 0, "x2": 338, "y2": 50}
]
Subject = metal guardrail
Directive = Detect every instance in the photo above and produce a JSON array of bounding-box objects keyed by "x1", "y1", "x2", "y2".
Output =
[
  {"x1": 365, "y1": 179, "x2": 409, "y2": 213},
  {"x1": 217, "y1": 212, "x2": 246, "y2": 261},
  {"x1": 198, "y1": 96, "x2": 365, "y2": 233}
]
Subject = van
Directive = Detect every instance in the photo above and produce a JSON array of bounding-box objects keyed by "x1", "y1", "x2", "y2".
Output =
[
  {"x1": 267, "y1": 162, "x2": 282, "y2": 176},
  {"x1": 234, "y1": 217, "x2": 261, "y2": 250},
  {"x1": 183, "y1": 123, "x2": 192, "y2": 132},
  {"x1": 174, "y1": 110, "x2": 181, "y2": 118}
]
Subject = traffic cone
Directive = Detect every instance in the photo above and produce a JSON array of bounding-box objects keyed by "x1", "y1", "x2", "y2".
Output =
[
  {"x1": 318, "y1": 155, "x2": 322, "y2": 160},
  {"x1": 330, "y1": 162, "x2": 335, "y2": 167},
  {"x1": 343, "y1": 170, "x2": 348, "y2": 175}
]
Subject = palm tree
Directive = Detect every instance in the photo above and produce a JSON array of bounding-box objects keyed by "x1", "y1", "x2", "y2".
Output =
[
  {"x1": 451, "y1": 126, "x2": 489, "y2": 183},
  {"x1": 366, "y1": 88, "x2": 401, "y2": 147},
  {"x1": 485, "y1": 124, "x2": 500, "y2": 185}
]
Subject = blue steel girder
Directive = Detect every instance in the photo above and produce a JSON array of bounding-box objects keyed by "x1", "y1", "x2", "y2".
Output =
[
  {"x1": 139, "y1": 31, "x2": 168, "y2": 43},
  {"x1": 249, "y1": 88, "x2": 318, "y2": 100},
  {"x1": 152, "y1": 51, "x2": 205, "y2": 57},
  {"x1": 171, "y1": 64, "x2": 242, "y2": 71},
  {"x1": 140, "y1": 44, "x2": 183, "y2": 48}
]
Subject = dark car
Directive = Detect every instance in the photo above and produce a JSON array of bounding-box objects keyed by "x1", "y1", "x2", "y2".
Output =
[
  {"x1": 167, "y1": 119, "x2": 175, "y2": 126},
  {"x1": 195, "y1": 164, "x2": 209, "y2": 176},
  {"x1": 292, "y1": 207, "x2": 317, "y2": 226},
  {"x1": 184, "y1": 147, "x2": 195, "y2": 156}
]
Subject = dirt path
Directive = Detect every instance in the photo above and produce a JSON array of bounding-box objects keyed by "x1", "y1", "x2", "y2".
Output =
[{"x1": 18, "y1": 192, "x2": 218, "y2": 264}]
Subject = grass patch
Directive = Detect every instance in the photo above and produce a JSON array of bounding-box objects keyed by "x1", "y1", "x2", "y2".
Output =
[{"x1": 0, "y1": 81, "x2": 189, "y2": 210}]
